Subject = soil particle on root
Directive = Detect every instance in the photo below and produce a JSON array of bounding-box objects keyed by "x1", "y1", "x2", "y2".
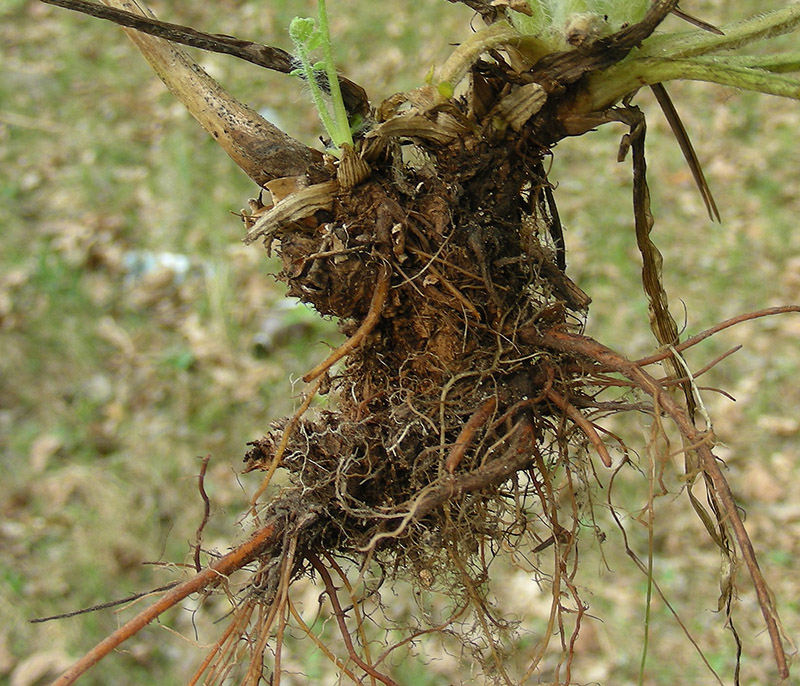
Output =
[{"x1": 244, "y1": 80, "x2": 593, "y2": 576}]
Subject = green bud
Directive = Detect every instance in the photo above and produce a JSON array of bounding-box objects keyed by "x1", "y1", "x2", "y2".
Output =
[{"x1": 289, "y1": 17, "x2": 316, "y2": 45}]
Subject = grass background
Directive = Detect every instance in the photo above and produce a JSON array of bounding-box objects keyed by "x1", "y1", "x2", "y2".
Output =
[{"x1": 2, "y1": 1, "x2": 799, "y2": 684}]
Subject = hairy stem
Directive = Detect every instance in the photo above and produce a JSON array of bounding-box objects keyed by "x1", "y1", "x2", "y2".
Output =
[
  {"x1": 642, "y1": 4, "x2": 800, "y2": 60},
  {"x1": 581, "y1": 4, "x2": 800, "y2": 111},
  {"x1": 317, "y1": 0, "x2": 353, "y2": 148},
  {"x1": 586, "y1": 55, "x2": 800, "y2": 111}
]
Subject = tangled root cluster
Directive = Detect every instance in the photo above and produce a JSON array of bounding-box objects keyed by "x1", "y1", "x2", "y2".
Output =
[
  {"x1": 231, "y1": 68, "x2": 644, "y2": 683},
  {"x1": 228, "y1": 11, "x2": 786, "y2": 682},
  {"x1": 42, "y1": 3, "x2": 791, "y2": 684}
]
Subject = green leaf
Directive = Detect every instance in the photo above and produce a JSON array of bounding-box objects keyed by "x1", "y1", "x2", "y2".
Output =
[
  {"x1": 306, "y1": 31, "x2": 324, "y2": 51},
  {"x1": 438, "y1": 81, "x2": 455, "y2": 99},
  {"x1": 288, "y1": 2, "x2": 354, "y2": 154},
  {"x1": 289, "y1": 16, "x2": 316, "y2": 45}
]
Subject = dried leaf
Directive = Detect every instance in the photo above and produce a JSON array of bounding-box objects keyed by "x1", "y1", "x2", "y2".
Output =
[
  {"x1": 243, "y1": 181, "x2": 339, "y2": 245},
  {"x1": 494, "y1": 83, "x2": 547, "y2": 131}
]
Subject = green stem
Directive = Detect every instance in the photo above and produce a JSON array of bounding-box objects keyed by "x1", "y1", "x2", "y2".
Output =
[
  {"x1": 294, "y1": 39, "x2": 339, "y2": 145},
  {"x1": 317, "y1": 0, "x2": 352, "y2": 149},
  {"x1": 704, "y1": 52, "x2": 800, "y2": 73},
  {"x1": 576, "y1": 3, "x2": 800, "y2": 112},
  {"x1": 638, "y1": 459, "x2": 656, "y2": 686},
  {"x1": 585, "y1": 56, "x2": 800, "y2": 111},
  {"x1": 639, "y1": 3, "x2": 800, "y2": 59}
]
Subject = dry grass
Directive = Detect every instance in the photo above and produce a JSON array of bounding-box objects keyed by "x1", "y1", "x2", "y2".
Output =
[{"x1": 1, "y1": 1, "x2": 798, "y2": 684}]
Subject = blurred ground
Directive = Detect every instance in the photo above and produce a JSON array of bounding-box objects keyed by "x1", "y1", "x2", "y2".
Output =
[{"x1": 1, "y1": 1, "x2": 798, "y2": 684}]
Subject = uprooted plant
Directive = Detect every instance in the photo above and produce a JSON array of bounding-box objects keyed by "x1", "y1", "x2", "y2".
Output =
[{"x1": 37, "y1": 1, "x2": 800, "y2": 684}]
